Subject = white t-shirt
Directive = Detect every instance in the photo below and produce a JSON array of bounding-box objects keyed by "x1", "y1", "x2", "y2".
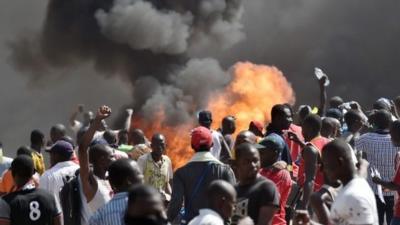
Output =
[
  {"x1": 39, "y1": 161, "x2": 79, "y2": 209},
  {"x1": 188, "y1": 209, "x2": 224, "y2": 225},
  {"x1": 330, "y1": 178, "x2": 378, "y2": 225},
  {"x1": 79, "y1": 174, "x2": 113, "y2": 225},
  {"x1": 210, "y1": 130, "x2": 222, "y2": 160}
]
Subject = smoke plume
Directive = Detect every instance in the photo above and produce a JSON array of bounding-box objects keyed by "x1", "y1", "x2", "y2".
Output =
[{"x1": 9, "y1": 0, "x2": 244, "y2": 125}]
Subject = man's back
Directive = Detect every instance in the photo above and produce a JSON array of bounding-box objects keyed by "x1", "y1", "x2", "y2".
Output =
[
  {"x1": 0, "y1": 188, "x2": 61, "y2": 225},
  {"x1": 355, "y1": 132, "x2": 399, "y2": 196},
  {"x1": 40, "y1": 161, "x2": 80, "y2": 208},
  {"x1": 167, "y1": 159, "x2": 235, "y2": 222}
]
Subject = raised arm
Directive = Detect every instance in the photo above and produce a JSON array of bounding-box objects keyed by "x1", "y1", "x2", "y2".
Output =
[
  {"x1": 318, "y1": 77, "x2": 327, "y2": 117},
  {"x1": 123, "y1": 108, "x2": 134, "y2": 131},
  {"x1": 78, "y1": 105, "x2": 111, "y2": 202}
]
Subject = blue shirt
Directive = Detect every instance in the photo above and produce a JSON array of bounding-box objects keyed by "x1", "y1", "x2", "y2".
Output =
[{"x1": 89, "y1": 192, "x2": 128, "y2": 225}]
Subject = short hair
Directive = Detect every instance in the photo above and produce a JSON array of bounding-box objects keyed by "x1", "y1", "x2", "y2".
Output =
[
  {"x1": 329, "y1": 96, "x2": 344, "y2": 108},
  {"x1": 303, "y1": 114, "x2": 322, "y2": 134},
  {"x1": 373, "y1": 109, "x2": 392, "y2": 130},
  {"x1": 322, "y1": 139, "x2": 354, "y2": 162},
  {"x1": 30, "y1": 130, "x2": 44, "y2": 145},
  {"x1": 344, "y1": 110, "x2": 362, "y2": 126},
  {"x1": 11, "y1": 155, "x2": 34, "y2": 179},
  {"x1": 89, "y1": 144, "x2": 112, "y2": 163},
  {"x1": 51, "y1": 124, "x2": 66, "y2": 136},
  {"x1": 271, "y1": 104, "x2": 287, "y2": 120},
  {"x1": 207, "y1": 180, "x2": 235, "y2": 205},
  {"x1": 103, "y1": 130, "x2": 117, "y2": 145},
  {"x1": 16, "y1": 146, "x2": 32, "y2": 157},
  {"x1": 235, "y1": 143, "x2": 258, "y2": 160},
  {"x1": 108, "y1": 158, "x2": 142, "y2": 188},
  {"x1": 127, "y1": 184, "x2": 161, "y2": 205}
]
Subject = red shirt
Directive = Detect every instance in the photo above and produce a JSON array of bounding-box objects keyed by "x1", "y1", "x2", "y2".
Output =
[
  {"x1": 284, "y1": 124, "x2": 303, "y2": 178},
  {"x1": 393, "y1": 166, "x2": 400, "y2": 217},
  {"x1": 298, "y1": 136, "x2": 330, "y2": 191},
  {"x1": 260, "y1": 167, "x2": 292, "y2": 225}
]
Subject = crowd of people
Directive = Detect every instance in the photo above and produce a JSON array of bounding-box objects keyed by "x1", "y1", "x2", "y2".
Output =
[{"x1": 1, "y1": 80, "x2": 400, "y2": 225}]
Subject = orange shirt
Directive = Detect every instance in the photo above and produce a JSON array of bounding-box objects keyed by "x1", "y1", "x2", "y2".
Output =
[{"x1": 0, "y1": 170, "x2": 40, "y2": 194}]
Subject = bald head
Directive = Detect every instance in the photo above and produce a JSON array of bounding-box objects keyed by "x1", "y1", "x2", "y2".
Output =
[
  {"x1": 321, "y1": 117, "x2": 341, "y2": 138},
  {"x1": 235, "y1": 130, "x2": 257, "y2": 147},
  {"x1": 108, "y1": 158, "x2": 143, "y2": 192},
  {"x1": 50, "y1": 124, "x2": 66, "y2": 143},
  {"x1": 151, "y1": 133, "x2": 166, "y2": 158},
  {"x1": 131, "y1": 129, "x2": 146, "y2": 145}
]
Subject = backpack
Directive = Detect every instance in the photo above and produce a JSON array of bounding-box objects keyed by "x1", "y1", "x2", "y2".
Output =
[{"x1": 60, "y1": 169, "x2": 81, "y2": 225}]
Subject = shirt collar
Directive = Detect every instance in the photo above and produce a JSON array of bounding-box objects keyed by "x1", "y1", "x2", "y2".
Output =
[{"x1": 189, "y1": 152, "x2": 222, "y2": 164}]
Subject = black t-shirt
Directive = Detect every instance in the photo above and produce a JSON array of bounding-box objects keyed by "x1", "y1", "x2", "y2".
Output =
[
  {"x1": 0, "y1": 188, "x2": 61, "y2": 225},
  {"x1": 232, "y1": 175, "x2": 280, "y2": 224}
]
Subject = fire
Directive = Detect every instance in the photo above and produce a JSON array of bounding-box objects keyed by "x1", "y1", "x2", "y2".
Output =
[{"x1": 133, "y1": 62, "x2": 295, "y2": 169}]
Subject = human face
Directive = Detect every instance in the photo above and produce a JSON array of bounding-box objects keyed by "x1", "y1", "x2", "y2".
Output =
[
  {"x1": 151, "y1": 136, "x2": 166, "y2": 158},
  {"x1": 102, "y1": 147, "x2": 116, "y2": 169},
  {"x1": 259, "y1": 149, "x2": 278, "y2": 168},
  {"x1": 221, "y1": 193, "x2": 237, "y2": 220},
  {"x1": 279, "y1": 108, "x2": 293, "y2": 130},
  {"x1": 236, "y1": 148, "x2": 260, "y2": 183}
]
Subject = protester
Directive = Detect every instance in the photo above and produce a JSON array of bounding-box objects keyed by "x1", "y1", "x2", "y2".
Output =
[
  {"x1": 40, "y1": 140, "x2": 79, "y2": 208},
  {"x1": 188, "y1": 180, "x2": 237, "y2": 225},
  {"x1": 30, "y1": 129, "x2": 46, "y2": 175},
  {"x1": 289, "y1": 114, "x2": 330, "y2": 209},
  {"x1": 167, "y1": 126, "x2": 236, "y2": 223},
  {"x1": 235, "y1": 131, "x2": 257, "y2": 147},
  {"x1": 0, "y1": 142, "x2": 13, "y2": 179},
  {"x1": 265, "y1": 104, "x2": 293, "y2": 166},
  {"x1": 103, "y1": 130, "x2": 128, "y2": 159},
  {"x1": 69, "y1": 104, "x2": 94, "y2": 136},
  {"x1": 198, "y1": 110, "x2": 230, "y2": 161},
  {"x1": 257, "y1": 137, "x2": 292, "y2": 225},
  {"x1": 89, "y1": 158, "x2": 143, "y2": 225},
  {"x1": 356, "y1": 109, "x2": 398, "y2": 225},
  {"x1": 137, "y1": 133, "x2": 173, "y2": 201},
  {"x1": 341, "y1": 110, "x2": 364, "y2": 147},
  {"x1": 232, "y1": 143, "x2": 279, "y2": 225},
  {"x1": 49, "y1": 124, "x2": 67, "y2": 144},
  {"x1": 220, "y1": 116, "x2": 236, "y2": 150},
  {"x1": 372, "y1": 120, "x2": 400, "y2": 225},
  {"x1": 125, "y1": 185, "x2": 168, "y2": 225},
  {"x1": 321, "y1": 117, "x2": 341, "y2": 140},
  {"x1": 128, "y1": 128, "x2": 152, "y2": 160},
  {"x1": 0, "y1": 155, "x2": 63, "y2": 225},
  {"x1": 295, "y1": 139, "x2": 378, "y2": 225},
  {"x1": 78, "y1": 105, "x2": 116, "y2": 225}
]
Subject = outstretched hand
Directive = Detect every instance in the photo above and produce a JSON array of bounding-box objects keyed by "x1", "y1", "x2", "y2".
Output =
[{"x1": 95, "y1": 105, "x2": 112, "y2": 121}]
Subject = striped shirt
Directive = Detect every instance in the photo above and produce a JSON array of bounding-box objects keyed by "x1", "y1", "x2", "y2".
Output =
[
  {"x1": 355, "y1": 132, "x2": 400, "y2": 196},
  {"x1": 89, "y1": 192, "x2": 128, "y2": 225}
]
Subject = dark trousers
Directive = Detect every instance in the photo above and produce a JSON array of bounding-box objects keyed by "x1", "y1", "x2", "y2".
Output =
[{"x1": 376, "y1": 195, "x2": 394, "y2": 225}]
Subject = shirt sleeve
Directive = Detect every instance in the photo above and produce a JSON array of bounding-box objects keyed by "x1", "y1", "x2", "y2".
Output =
[
  {"x1": 0, "y1": 198, "x2": 10, "y2": 220},
  {"x1": 222, "y1": 166, "x2": 236, "y2": 185},
  {"x1": 260, "y1": 181, "x2": 280, "y2": 208}
]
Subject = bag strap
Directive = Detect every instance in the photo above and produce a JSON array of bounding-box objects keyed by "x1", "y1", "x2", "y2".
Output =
[{"x1": 183, "y1": 162, "x2": 212, "y2": 222}]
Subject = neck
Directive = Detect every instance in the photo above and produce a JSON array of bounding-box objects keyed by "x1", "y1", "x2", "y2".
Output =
[
  {"x1": 340, "y1": 170, "x2": 356, "y2": 186},
  {"x1": 93, "y1": 167, "x2": 107, "y2": 179},
  {"x1": 151, "y1": 153, "x2": 162, "y2": 162},
  {"x1": 239, "y1": 174, "x2": 258, "y2": 186},
  {"x1": 31, "y1": 145, "x2": 41, "y2": 153}
]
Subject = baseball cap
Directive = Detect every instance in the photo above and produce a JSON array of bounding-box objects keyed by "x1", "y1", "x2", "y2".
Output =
[
  {"x1": 249, "y1": 121, "x2": 263, "y2": 133},
  {"x1": 254, "y1": 135, "x2": 285, "y2": 154},
  {"x1": 198, "y1": 110, "x2": 212, "y2": 123},
  {"x1": 46, "y1": 140, "x2": 74, "y2": 154},
  {"x1": 191, "y1": 126, "x2": 213, "y2": 150}
]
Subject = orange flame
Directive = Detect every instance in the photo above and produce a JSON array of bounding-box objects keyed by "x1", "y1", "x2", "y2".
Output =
[{"x1": 133, "y1": 62, "x2": 295, "y2": 169}]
